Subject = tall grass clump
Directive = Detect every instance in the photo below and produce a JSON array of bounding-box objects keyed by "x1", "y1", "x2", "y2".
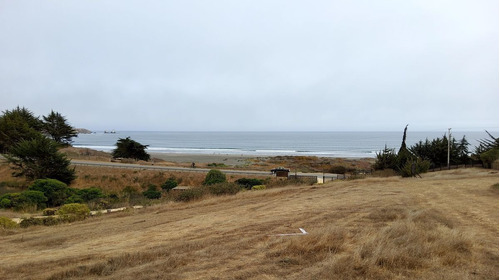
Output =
[
  {"x1": 306, "y1": 208, "x2": 473, "y2": 279},
  {"x1": 175, "y1": 188, "x2": 206, "y2": 202},
  {"x1": 0, "y1": 216, "x2": 18, "y2": 229},
  {"x1": 207, "y1": 182, "x2": 240, "y2": 196}
]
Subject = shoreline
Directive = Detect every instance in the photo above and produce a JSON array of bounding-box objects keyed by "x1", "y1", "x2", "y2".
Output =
[{"x1": 149, "y1": 152, "x2": 260, "y2": 165}]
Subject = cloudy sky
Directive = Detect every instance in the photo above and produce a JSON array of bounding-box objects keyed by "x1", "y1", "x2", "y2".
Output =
[{"x1": 0, "y1": 0, "x2": 498, "y2": 131}]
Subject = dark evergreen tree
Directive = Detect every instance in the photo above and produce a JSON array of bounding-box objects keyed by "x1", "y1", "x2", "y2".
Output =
[
  {"x1": 112, "y1": 137, "x2": 150, "y2": 161},
  {"x1": 373, "y1": 145, "x2": 398, "y2": 170},
  {"x1": 0, "y1": 107, "x2": 43, "y2": 152},
  {"x1": 5, "y1": 135, "x2": 76, "y2": 184},
  {"x1": 474, "y1": 130, "x2": 499, "y2": 168},
  {"x1": 42, "y1": 110, "x2": 77, "y2": 146},
  {"x1": 396, "y1": 125, "x2": 415, "y2": 169}
]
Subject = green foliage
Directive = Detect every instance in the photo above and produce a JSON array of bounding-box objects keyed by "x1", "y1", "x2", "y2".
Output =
[
  {"x1": 328, "y1": 165, "x2": 348, "y2": 174},
  {"x1": 42, "y1": 110, "x2": 77, "y2": 146},
  {"x1": 480, "y1": 148, "x2": 499, "y2": 169},
  {"x1": 18, "y1": 190, "x2": 47, "y2": 209},
  {"x1": 410, "y1": 135, "x2": 470, "y2": 167},
  {"x1": 5, "y1": 135, "x2": 76, "y2": 184},
  {"x1": 235, "y1": 178, "x2": 263, "y2": 190},
  {"x1": 57, "y1": 203, "x2": 90, "y2": 222},
  {"x1": 207, "y1": 182, "x2": 240, "y2": 196},
  {"x1": 475, "y1": 130, "x2": 499, "y2": 154},
  {"x1": 65, "y1": 194, "x2": 84, "y2": 204},
  {"x1": 399, "y1": 159, "x2": 431, "y2": 178},
  {"x1": 43, "y1": 208, "x2": 57, "y2": 216},
  {"x1": 203, "y1": 169, "x2": 227, "y2": 186},
  {"x1": 161, "y1": 177, "x2": 178, "y2": 192},
  {"x1": 175, "y1": 188, "x2": 205, "y2": 202},
  {"x1": 0, "y1": 106, "x2": 43, "y2": 153},
  {"x1": 207, "y1": 163, "x2": 227, "y2": 168},
  {"x1": 142, "y1": 185, "x2": 162, "y2": 199},
  {"x1": 112, "y1": 137, "x2": 150, "y2": 161},
  {"x1": 251, "y1": 185, "x2": 266, "y2": 190},
  {"x1": 78, "y1": 187, "x2": 104, "y2": 202},
  {"x1": 0, "y1": 191, "x2": 47, "y2": 211},
  {"x1": 122, "y1": 186, "x2": 139, "y2": 196},
  {"x1": 28, "y1": 179, "x2": 70, "y2": 207},
  {"x1": 474, "y1": 131, "x2": 499, "y2": 169},
  {"x1": 19, "y1": 216, "x2": 60, "y2": 228},
  {"x1": 0, "y1": 216, "x2": 18, "y2": 229},
  {"x1": 373, "y1": 146, "x2": 398, "y2": 170},
  {"x1": 0, "y1": 198, "x2": 12, "y2": 208}
]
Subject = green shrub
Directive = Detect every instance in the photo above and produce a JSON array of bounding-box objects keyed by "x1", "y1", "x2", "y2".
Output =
[
  {"x1": 175, "y1": 188, "x2": 205, "y2": 202},
  {"x1": 28, "y1": 179, "x2": 69, "y2": 207},
  {"x1": 0, "y1": 216, "x2": 18, "y2": 229},
  {"x1": 0, "y1": 198, "x2": 12, "y2": 208},
  {"x1": 207, "y1": 163, "x2": 226, "y2": 168},
  {"x1": 19, "y1": 217, "x2": 60, "y2": 228},
  {"x1": 122, "y1": 186, "x2": 139, "y2": 196},
  {"x1": 19, "y1": 190, "x2": 47, "y2": 209},
  {"x1": 329, "y1": 165, "x2": 347, "y2": 174},
  {"x1": 142, "y1": 185, "x2": 162, "y2": 199},
  {"x1": 65, "y1": 194, "x2": 84, "y2": 204},
  {"x1": 251, "y1": 185, "x2": 266, "y2": 190},
  {"x1": 78, "y1": 187, "x2": 104, "y2": 201},
  {"x1": 43, "y1": 208, "x2": 57, "y2": 216},
  {"x1": 399, "y1": 159, "x2": 431, "y2": 178},
  {"x1": 481, "y1": 148, "x2": 499, "y2": 169},
  {"x1": 203, "y1": 169, "x2": 227, "y2": 185},
  {"x1": 235, "y1": 178, "x2": 263, "y2": 190},
  {"x1": 207, "y1": 182, "x2": 240, "y2": 196},
  {"x1": 373, "y1": 146, "x2": 398, "y2": 170},
  {"x1": 161, "y1": 177, "x2": 178, "y2": 192},
  {"x1": 57, "y1": 203, "x2": 90, "y2": 222}
]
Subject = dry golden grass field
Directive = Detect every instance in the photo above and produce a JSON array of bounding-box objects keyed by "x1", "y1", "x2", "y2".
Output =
[{"x1": 0, "y1": 168, "x2": 498, "y2": 280}]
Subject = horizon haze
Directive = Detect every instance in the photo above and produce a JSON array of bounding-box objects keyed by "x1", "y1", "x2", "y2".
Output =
[{"x1": 1, "y1": 1, "x2": 498, "y2": 132}]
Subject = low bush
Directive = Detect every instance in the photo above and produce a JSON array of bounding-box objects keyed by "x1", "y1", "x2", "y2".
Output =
[
  {"x1": 28, "y1": 179, "x2": 69, "y2": 207},
  {"x1": 175, "y1": 188, "x2": 205, "y2": 202},
  {"x1": 0, "y1": 216, "x2": 18, "y2": 229},
  {"x1": 0, "y1": 198, "x2": 11, "y2": 208},
  {"x1": 142, "y1": 185, "x2": 162, "y2": 199},
  {"x1": 18, "y1": 190, "x2": 48, "y2": 209},
  {"x1": 78, "y1": 187, "x2": 104, "y2": 201},
  {"x1": 161, "y1": 177, "x2": 178, "y2": 192},
  {"x1": 207, "y1": 182, "x2": 241, "y2": 196},
  {"x1": 207, "y1": 163, "x2": 227, "y2": 167},
  {"x1": 251, "y1": 185, "x2": 266, "y2": 190},
  {"x1": 235, "y1": 178, "x2": 263, "y2": 190},
  {"x1": 329, "y1": 165, "x2": 347, "y2": 174},
  {"x1": 0, "y1": 191, "x2": 47, "y2": 211},
  {"x1": 19, "y1": 217, "x2": 60, "y2": 228},
  {"x1": 203, "y1": 169, "x2": 227, "y2": 186},
  {"x1": 57, "y1": 203, "x2": 90, "y2": 222},
  {"x1": 43, "y1": 208, "x2": 57, "y2": 216},
  {"x1": 399, "y1": 159, "x2": 431, "y2": 178}
]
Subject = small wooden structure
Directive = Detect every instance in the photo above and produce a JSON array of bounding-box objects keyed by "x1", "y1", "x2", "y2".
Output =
[{"x1": 271, "y1": 167, "x2": 290, "y2": 177}]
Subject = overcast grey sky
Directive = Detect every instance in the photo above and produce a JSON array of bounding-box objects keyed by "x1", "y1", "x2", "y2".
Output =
[{"x1": 0, "y1": 0, "x2": 498, "y2": 131}]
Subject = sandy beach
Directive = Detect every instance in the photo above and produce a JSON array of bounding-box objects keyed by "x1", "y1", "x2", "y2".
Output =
[{"x1": 149, "y1": 152, "x2": 261, "y2": 166}]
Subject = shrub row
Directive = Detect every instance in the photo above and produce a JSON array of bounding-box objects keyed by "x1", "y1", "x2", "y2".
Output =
[{"x1": 0, "y1": 179, "x2": 105, "y2": 210}]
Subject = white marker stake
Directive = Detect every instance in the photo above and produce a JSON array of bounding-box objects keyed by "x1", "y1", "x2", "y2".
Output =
[{"x1": 273, "y1": 228, "x2": 308, "y2": 236}]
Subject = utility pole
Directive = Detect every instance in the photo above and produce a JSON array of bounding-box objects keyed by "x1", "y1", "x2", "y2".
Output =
[{"x1": 447, "y1": 128, "x2": 451, "y2": 169}]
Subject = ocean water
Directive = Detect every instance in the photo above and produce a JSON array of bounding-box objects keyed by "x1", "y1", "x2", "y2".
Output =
[{"x1": 71, "y1": 131, "x2": 496, "y2": 158}]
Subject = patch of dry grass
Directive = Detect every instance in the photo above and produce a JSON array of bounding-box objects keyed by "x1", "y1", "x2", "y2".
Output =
[{"x1": 0, "y1": 168, "x2": 497, "y2": 279}]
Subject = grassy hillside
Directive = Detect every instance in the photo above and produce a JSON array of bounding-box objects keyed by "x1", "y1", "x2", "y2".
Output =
[{"x1": 0, "y1": 168, "x2": 498, "y2": 279}]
